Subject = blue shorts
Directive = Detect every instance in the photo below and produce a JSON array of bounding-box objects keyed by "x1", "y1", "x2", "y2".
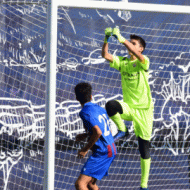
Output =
[{"x1": 81, "y1": 154, "x2": 115, "y2": 180}]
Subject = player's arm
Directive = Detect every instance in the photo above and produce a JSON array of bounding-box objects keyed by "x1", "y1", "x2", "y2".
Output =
[
  {"x1": 123, "y1": 40, "x2": 145, "y2": 63},
  {"x1": 83, "y1": 125, "x2": 102, "y2": 152},
  {"x1": 102, "y1": 27, "x2": 114, "y2": 63},
  {"x1": 102, "y1": 43, "x2": 114, "y2": 62},
  {"x1": 78, "y1": 125, "x2": 102, "y2": 158},
  {"x1": 112, "y1": 28, "x2": 145, "y2": 63},
  {"x1": 75, "y1": 133, "x2": 89, "y2": 142}
]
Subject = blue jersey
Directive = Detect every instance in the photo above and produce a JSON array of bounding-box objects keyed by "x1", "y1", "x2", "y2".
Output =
[{"x1": 79, "y1": 102, "x2": 116, "y2": 157}]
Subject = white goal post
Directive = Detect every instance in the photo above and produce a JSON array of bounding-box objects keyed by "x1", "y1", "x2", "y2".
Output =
[
  {"x1": 44, "y1": 1, "x2": 57, "y2": 190},
  {"x1": 44, "y1": 1, "x2": 190, "y2": 190},
  {"x1": 57, "y1": 0, "x2": 190, "y2": 14}
]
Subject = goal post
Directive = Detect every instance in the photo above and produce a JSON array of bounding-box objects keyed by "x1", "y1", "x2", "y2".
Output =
[
  {"x1": 56, "y1": 0, "x2": 190, "y2": 14},
  {"x1": 44, "y1": 1, "x2": 57, "y2": 190}
]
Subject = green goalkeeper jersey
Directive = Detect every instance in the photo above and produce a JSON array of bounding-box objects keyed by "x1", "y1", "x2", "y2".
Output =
[{"x1": 110, "y1": 55, "x2": 152, "y2": 109}]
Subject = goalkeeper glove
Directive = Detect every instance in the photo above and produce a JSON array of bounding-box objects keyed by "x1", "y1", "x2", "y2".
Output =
[
  {"x1": 104, "y1": 27, "x2": 113, "y2": 43},
  {"x1": 112, "y1": 27, "x2": 126, "y2": 43}
]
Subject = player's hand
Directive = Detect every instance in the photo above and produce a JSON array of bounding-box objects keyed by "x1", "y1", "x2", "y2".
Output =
[
  {"x1": 105, "y1": 27, "x2": 112, "y2": 36},
  {"x1": 112, "y1": 27, "x2": 126, "y2": 43},
  {"x1": 77, "y1": 149, "x2": 88, "y2": 159},
  {"x1": 104, "y1": 27, "x2": 112, "y2": 43}
]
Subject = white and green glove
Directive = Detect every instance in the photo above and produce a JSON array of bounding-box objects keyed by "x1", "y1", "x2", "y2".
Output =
[
  {"x1": 112, "y1": 27, "x2": 126, "y2": 43},
  {"x1": 104, "y1": 27, "x2": 113, "y2": 43}
]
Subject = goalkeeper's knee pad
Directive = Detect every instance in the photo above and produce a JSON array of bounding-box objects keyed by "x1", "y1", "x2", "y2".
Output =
[{"x1": 105, "y1": 100, "x2": 123, "y2": 117}]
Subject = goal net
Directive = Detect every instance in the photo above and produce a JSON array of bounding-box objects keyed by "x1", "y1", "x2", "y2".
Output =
[{"x1": 0, "y1": 0, "x2": 190, "y2": 189}]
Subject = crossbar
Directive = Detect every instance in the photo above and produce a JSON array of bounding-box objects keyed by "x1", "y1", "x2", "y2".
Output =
[{"x1": 56, "y1": 0, "x2": 190, "y2": 14}]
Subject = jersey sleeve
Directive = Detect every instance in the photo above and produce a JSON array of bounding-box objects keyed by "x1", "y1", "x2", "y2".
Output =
[
  {"x1": 109, "y1": 56, "x2": 123, "y2": 71},
  {"x1": 140, "y1": 55, "x2": 150, "y2": 71}
]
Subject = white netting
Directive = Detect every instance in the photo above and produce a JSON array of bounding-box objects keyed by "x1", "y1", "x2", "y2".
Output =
[
  {"x1": 2, "y1": 0, "x2": 46, "y2": 3},
  {"x1": 0, "y1": 0, "x2": 190, "y2": 190}
]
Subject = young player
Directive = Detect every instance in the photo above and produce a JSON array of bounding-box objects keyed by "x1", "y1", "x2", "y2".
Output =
[
  {"x1": 74, "y1": 82, "x2": 117, "y2": 190},
  {"x1": 102, "y1": 27, "x2": 154, "y2": 190}
]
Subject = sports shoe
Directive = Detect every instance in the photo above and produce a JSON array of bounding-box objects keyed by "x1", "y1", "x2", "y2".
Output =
[
  {"x1": 113, "y1": 130, "x2": 129, "y2": 142},
  {"x1": 140, "y1": 188, "x2": 149, "y2": 190}
]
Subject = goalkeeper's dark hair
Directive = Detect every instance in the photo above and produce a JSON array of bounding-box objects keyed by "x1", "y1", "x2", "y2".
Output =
[
  {"x1": 130, "y1": 34, "x2": 146, "y2": 52},
  {"x1": 75, "y1": 82, "x2": 92, "y2": 104}
]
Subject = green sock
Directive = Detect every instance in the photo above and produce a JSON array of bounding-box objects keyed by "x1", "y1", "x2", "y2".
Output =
[
  {"x1": 140, "y1": 157, "x2": 151, "y2": 188},
  {"x1": 110, "y1": 113, "x2": 127, "y2": 132}
]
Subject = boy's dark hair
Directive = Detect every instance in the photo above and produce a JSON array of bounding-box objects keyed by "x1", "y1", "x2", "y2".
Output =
[
  {"x1": 75, "y1": 82, "x2": 92, "y2": 104},
  {"x1": 130, "y1": 34, "x2": 146, "y2": 52}
]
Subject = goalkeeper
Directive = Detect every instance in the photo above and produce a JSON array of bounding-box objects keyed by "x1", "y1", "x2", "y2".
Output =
[{"x1": 102, "y1": 27, "x2": 154, "y2": 190}]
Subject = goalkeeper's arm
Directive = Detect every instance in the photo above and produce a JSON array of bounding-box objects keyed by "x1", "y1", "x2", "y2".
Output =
[
  {"x1": 102, "y1": 27, "x2": 114, "y2": 62},
  {"x1": 102, "y1": 43, "x2": 113, "y2": 63},
  {"x1": 123, "y1": 40, "x2": 145, "y2": 63},
  {"x1": 112, "y1": 28, "x2": 145, "y2": 63}
]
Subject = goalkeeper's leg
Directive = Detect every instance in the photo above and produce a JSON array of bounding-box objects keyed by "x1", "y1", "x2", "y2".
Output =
[
  {"x1": 105, "y1": 100, "x2": 129, "y2": 141},
  {"x1": 132, "y1": 105, "x2": 153, "y2": 189},
  {"x1": 138, "y1": 137, "x2": 151, "y2": 189}
]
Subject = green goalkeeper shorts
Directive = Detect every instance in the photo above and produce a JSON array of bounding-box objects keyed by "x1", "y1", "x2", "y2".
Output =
[{"x1": 118, "y1": 100, "x2": 154, "y2": 141}]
